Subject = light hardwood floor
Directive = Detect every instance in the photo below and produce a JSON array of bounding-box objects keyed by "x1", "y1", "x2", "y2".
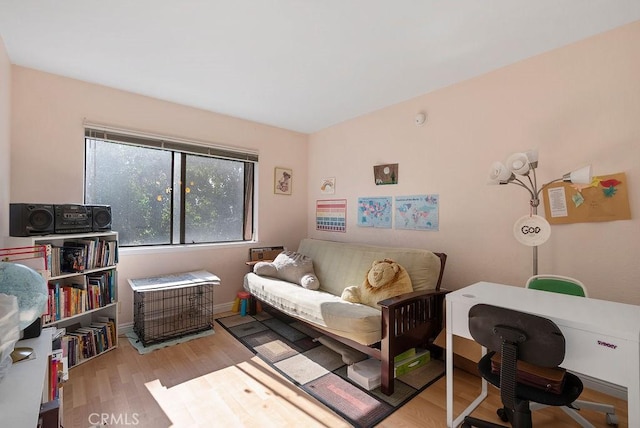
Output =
[{"x1": 62, "y1": 318, "x2": 627, "y2": 427}]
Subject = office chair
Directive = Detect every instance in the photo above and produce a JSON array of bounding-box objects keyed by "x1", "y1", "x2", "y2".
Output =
[
  {"x1": 526, "y1": 274, "x2": 588, "y2": 297},
  {"x1": 526, "y1": 275, "x2": 619, "y2": 427},
  {"x1": 461, "y1": 304, "x2": 584, "y2": 428}
]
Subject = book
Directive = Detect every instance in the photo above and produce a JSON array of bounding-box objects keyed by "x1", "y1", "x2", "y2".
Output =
[{"x1": 61, "y1": 244, "x2": 86, "y2": 273}]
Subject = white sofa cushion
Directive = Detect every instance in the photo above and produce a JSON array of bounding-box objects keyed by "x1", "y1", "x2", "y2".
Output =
[
  {"x1": 297, "y1": 238, "x2": 442, "y2": 297},
  {"x1": 244, "y1": 272, "x2": 381, "y2": 345}
]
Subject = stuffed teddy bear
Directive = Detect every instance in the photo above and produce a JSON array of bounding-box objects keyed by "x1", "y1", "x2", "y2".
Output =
[
  {"x1": 253, "y1": 250, "x2": 320, "y2": 290},
  {"x1": 341, "y1": 259, "x2": 412, "y2": 308}
]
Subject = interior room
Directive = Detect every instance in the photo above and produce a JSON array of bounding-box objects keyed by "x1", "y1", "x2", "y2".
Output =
[{"x1": 1, "y1": 2, "x2": 639, "y2": 427}]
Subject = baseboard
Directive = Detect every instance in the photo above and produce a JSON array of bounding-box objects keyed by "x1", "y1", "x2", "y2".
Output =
[
  {"x1": 574, "y1": 372, "x2": 627, "y2": 400},
  {"x1": 118, "y1": 322, "x2": 133, "y2": 336},
  {"x1": 117, "y1": 301, "x2": 235, "y2": 337}
]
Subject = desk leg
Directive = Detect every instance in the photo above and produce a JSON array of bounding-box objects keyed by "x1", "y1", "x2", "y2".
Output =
[
  {"x1": 629, "y1": 346, "x2": 640, "y2": 427},
  {"x1": 446, "y1": 300, "x2": 488, "y2": 428},
  {"x1": 446, "y1": 303, "x2": 454, "y2": 427}
]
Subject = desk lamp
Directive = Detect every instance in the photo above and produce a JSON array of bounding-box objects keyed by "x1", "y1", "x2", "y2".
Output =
[{"x1": 488, "y1": 149, "x2": 592, "y2": 275}]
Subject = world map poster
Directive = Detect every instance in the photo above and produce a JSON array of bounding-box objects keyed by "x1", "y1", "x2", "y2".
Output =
[
  {"x1": 357, "y1": 197, "x2": 392, "y2": 228},
  {"x1": 395, "y1": 195, "x2": 439, "y2": 231}
]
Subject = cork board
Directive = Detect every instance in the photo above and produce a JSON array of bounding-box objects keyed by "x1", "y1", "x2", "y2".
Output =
[{"x1": 542, "y1": 172, "x2": 631, "y2": 224}]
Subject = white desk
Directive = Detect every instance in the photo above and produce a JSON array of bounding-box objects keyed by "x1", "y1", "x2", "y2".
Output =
[
  {"x1": 0, "y1": 327, "x2": 54, "y2": 428},
  {"x1": 446, "y1": 282, "x2": 639, "y2": 428}
]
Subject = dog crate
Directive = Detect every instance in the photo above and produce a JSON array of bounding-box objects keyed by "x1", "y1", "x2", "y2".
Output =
[{"x1": 129, "y1": 271, "x2": 219, "y2": 346}]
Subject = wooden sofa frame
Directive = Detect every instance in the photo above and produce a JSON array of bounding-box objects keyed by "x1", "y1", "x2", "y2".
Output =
[{"x1": 249, "y1": 252, "x2": 448, "y2": 396}]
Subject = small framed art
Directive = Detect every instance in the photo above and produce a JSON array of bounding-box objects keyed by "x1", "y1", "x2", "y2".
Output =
[
  {"x1": 320, "y1": 177, "x2": 336, "y2": 194},
  {"x1": 373, "y1": 163, "x2": 398, "y2": 185},
  {"x1": 274, "y1": 167, "x2": 292, "y2": 195}
]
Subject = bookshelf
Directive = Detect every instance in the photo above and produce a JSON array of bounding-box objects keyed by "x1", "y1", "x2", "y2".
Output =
[{"x1": 9, "y1": 231, "x2": 119, "y2": 369}]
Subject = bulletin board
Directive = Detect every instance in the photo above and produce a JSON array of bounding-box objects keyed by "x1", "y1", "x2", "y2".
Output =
[{"x1": 542, "y1": 172, "x2": 631, "y2": 224}]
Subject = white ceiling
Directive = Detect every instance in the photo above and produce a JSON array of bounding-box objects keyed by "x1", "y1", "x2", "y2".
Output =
[{"x1": 1, "y1": 1, "x2": 640, "y2": 134}]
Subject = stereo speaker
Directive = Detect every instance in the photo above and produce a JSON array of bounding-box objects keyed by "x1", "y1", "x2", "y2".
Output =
[
  {"x1": 9, "y1": 203, "x2": 55, "y2": 236},
  {"x1": 90, "y1": 205, "x2": 112, "y2": 231}
]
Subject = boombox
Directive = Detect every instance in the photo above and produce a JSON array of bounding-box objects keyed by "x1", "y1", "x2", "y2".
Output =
[{"x1": 10, "y1": 203, "x2": 112, "y2": 236}]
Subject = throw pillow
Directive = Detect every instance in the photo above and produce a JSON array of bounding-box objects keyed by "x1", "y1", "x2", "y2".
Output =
[{"x1": 253, "y1": 250, "x2": 320, "y2": 290}]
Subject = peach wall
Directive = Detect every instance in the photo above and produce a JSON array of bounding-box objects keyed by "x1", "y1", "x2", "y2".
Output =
[
  {"x1": 9, "y1": 67, "x2": 309, "y2": 325},
  {"x1": 0, "y1": 37, "x2": 10, "y2": 248},
  {"x1": 308, "y1": 21, "x2": 640, "y2": 305}
]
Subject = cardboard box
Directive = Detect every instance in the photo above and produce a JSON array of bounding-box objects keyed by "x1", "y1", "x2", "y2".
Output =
[
  {"x1": 394, "y1": 349, "x2": 430, "y2": 377},
  {"x1": 434, "y1": 328, "x2": 482, "y2": 376},
  {"x1": 347, "y1": 358, "x2": 381, "y2": 390}
]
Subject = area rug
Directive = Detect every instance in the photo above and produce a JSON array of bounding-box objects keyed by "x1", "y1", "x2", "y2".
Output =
[
  {"x1": 216, "y1": 310, "x2": 444, "y2": 428},
  {"x1": 126, "y1": 328, "x2": 215, "y2": 355}
]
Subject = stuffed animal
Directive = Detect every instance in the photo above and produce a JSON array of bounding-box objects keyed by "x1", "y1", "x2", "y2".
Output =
[
  {"x1": 253, "y1": 250, "x2": 320, "y2": 290},
  {"x1": 341, "y1": 259, "x2": 413, "y2": 308}
]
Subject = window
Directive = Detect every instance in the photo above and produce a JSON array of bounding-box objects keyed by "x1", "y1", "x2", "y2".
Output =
[{"x1": 84, "y1": 127, "x2": 256, "y2": 247}]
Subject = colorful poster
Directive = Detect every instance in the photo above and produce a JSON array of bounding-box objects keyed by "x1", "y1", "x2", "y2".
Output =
[
  {"x1": 395, "y1": 194, "x2": 439, "y2": 231},
  {"x1": 316, "y1": 199, "x2": 347, "y2": 232},
  {"x1": 357, "y1": 197, "x2": 392, "y2": 228}
]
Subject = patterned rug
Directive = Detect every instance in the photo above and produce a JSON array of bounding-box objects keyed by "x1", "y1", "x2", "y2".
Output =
[{"x1": 216, "y1": 309, "x2": 444, "y2": 428}]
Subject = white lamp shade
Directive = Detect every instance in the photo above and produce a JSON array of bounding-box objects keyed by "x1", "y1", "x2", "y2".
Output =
[
  {"x1": 563, "y1": 165, "x2": 592, "y2": 184},
  {"x1": 488, "y1": 161, "x2": 513, "y2": 184},
  {"x1": 506, "y1": 152, "x2": 530, "y2": 175},
  {"x1": 525, "y1": 149, "x2": 539, "y2": 167}
]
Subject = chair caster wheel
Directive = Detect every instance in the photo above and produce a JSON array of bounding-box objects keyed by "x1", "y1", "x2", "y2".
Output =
[
  {"x1": 497, "y1": 407, "x2": 509, "y2": 422},
  {"x1": 606, "y1": 413, "x2": 619, "y2": 426}
]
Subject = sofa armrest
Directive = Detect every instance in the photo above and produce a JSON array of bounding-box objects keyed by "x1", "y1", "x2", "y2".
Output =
[
  {"x1": 377, "y1": 288, "x2": 448, "y2": 309},
  {"x1": 377, "y1": 288, "x2": 450, "y2": 395}
]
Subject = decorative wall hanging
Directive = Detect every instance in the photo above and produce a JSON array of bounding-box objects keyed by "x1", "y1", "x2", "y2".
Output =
[
  {"x1": 373, "y1": 164, "x2": 398, "y2": 185},
  {"x1": 542, "y1": 172, "x2": 631, "y2": 224},
  {"x1": 274, "y1": 167, "x2": 292, "y2": 195},
  {"x1": 395, "y1": 195, "x2": 439, "y2": 231},
  {"x1": 357, "y1": 197, "x2": 392, "y2": 228},
  {"x1": 320, "y1": 177, "x2": 336, "y2": 194},
  {"x1": 316, "y1": 199, "x2": 347, "y2": 232}
]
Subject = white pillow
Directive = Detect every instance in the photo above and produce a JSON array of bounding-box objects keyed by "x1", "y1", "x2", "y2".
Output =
[{"x1": 253, "y1": 250, "x2": 320, "y2": 290}]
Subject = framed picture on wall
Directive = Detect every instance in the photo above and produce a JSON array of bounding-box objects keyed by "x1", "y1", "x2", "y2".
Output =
[
  {"x1": 373, "y1": 163, "x2": 398, "y2": 185},
  {"x1": 320, "y1": 177, "x2": 336, "y2": 194},
  {"x1": 274, "y1": 167, "x2": 292, "y2": 195}
]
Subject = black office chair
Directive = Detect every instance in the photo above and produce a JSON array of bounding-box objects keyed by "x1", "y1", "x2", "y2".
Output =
[{"x1": 461, "y1": 304, "x2": 584, "y2": 428}]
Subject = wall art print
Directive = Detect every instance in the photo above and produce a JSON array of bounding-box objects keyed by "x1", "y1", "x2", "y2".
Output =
[
  {"x1": 395, "y1": 194, "x2": 439, "y2": 231},
  {"x1": 316, "y1": 199, "x2": 347, "y2": 232},
  {"x1": 357, "y1": 197, "x2": 392, "y2": 228},
  {"x1": 274, "y1": 167, "x2": 292, "y2": 195},
  {"x1": 373, "y1": 163, "x2": 398, "y2": 185},
  {"x1": 320, "y1": 177, "x2": 336, "y2": 194}
]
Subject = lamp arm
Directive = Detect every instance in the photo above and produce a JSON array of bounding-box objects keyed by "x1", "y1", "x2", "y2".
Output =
[
  {"x1": 509, "y1": 178, "x2": 537, "y2": 201},
  {"x1": 535, "y1": 177, "x2": 563, "y2": 199}
]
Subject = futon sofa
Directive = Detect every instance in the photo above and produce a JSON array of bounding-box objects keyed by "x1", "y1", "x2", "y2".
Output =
[{"x1": 243, "y1": 238, "x2": 447, "y2": 395}]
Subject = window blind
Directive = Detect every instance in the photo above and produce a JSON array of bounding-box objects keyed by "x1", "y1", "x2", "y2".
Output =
[{"x1": 84, "y1": 126, "x2": 258, "y2": 162}]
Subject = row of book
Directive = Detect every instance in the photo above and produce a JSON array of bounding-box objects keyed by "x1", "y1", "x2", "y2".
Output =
[
  {"x1": 42, "y1": 270, "x2": 117, "y2": 324},
  {"x1": 47, "y1": 238, "x2": 118, "y2": 276},
  {"x1": 47, "y1": 328, "x2": 68, "y2": 403},
  {"x1": 59, "y1": 319, "x2": 117, "y2": 368}
]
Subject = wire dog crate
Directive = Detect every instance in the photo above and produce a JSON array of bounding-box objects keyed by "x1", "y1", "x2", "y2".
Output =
[{"x1": 130, "y1": 271, "x2": 219, "y2": 346}]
